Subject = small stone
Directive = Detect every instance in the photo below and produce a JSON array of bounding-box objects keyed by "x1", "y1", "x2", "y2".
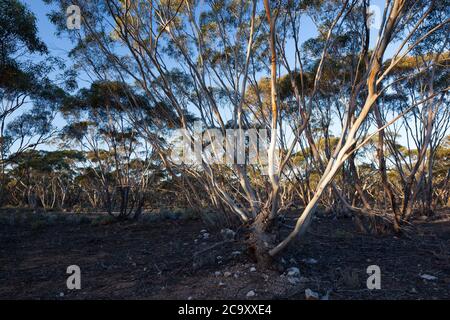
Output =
[
  {"x1": 250, "y1": 267, "x2": 257, "y2": 272},
  {"x1": 289, "y1": 258, "x2": 298, "y2": 264},
  {"x1": 214, "y1": 271, "x2": 222, "y2": 276},
  {"x1": 188, "y1": 296, "x2": 193, "y2": 300},
  {"x1": 203, "y1": 233, "x2": 210, "y2": 239},
  {"x1": 281, "y1": 258, "x2": 287, "y2": 264},
  {"x1": 231, "y1": 251, "x2": 241, "y2": 257},
  {"x1": 219, "y1": 282, "x2": 226, "y2": 287},
  {"x1": 303, "y1": 258, "x2": 318, "y2": 264},
  {"x1": 286, "y1": 267, "x2": 300, "y2": 277},
  {"x1": 224, "y1": 272, "x2": 232, "y2": 277},
  {"x1": 305, "y1": 288, "x2": 319, "y2": 300},
  {"x1": 221, "y1": 228, "x2": 236, "y2": 240},
  {"x1": 420, "y1": 274, "x2": 438, "y2": 281},
  {"x1": 59, "y1": 292, "x2": 64, "y2": 297},
  {"x1": 410, "y1": 288, "x2": 418, "y2": 294},
  {"x1": 246, "y1": 290, "x2": 256, "y2": 298},
  {"x1": 216, "y1": 255, "x2": 223, "y2": 260},
  {"x1": 200, "y1": 229, "x2": 208, "y2": 233}
]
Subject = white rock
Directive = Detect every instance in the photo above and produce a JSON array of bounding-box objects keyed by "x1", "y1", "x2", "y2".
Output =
[
  {"x1": 303, "y1": 258, "x2": 318, "y2": 264},
  {"x1": 224, "y1": 272, "x2": 232, "y2": 277},
  {"x1": 203, "y1": 233, "x2": 210, "y2": 239},
  {"x1": 231, "y1": 251, "x2": 241, "y2": 257},
  {"x1": 200, "y1": 229, "x2": 208, "y2": 233},
  {"x1": 286, "y1": 267, "x2": 300, "y2": 277},
  {"x1": 219, "y1": 282, "x2": 226, "y2": 287},
  {"x1": 214, "y1": 271, "x2": 222, "y2": 277},
  {"x1": 250, "y1": 267, "x2": 257, "y2": 272},
  {"x1": 188, "y1": 296, "x2": 193, "y2": 300},
  {"x1": 221, "y1": 228, "x2": 236, "y2": 240},
  {"x1": 420, "y1": 274, "x2": 438, "y2": 281},
  {"x1": 216, "y1": 255, "x2": 223, "y2": 260},
  {"x1": 59, "y1": 292, "x2": 64, "y2": 297},
  {"x1": 246, "y1": 290, "x2": 256, "y2": 298},
  {"x1": 305, "y1": 288, "x2": 319, "y2": 300}
]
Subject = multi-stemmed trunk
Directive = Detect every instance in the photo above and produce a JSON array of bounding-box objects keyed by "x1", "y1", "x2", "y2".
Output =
[{"x1": 266, "y1": 0, "x2": 406, "y2": 257}]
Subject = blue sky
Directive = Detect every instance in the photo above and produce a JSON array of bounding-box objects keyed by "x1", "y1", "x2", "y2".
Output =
[
  {"x1": 24, "y1": 0, "x2": 392, "y2": 74},
  {"x1": 19, "y1": 0, "x2": 417, "y2": 152},
  {"x1": 23, "y1": 0, "x2": 72, "y2": 59}
]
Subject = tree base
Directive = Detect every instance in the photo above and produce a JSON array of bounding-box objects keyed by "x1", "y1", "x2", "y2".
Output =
[{"x1": 246, "y1": 226, "x2": 275, "y2": 269}]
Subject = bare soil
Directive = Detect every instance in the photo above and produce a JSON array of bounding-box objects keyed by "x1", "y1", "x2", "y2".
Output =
[{"x1": 1, "y1": 209, "x2": 449, "y2": 300}]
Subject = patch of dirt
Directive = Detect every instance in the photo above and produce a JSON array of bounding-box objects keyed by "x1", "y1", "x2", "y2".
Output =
[{"x1": 0, "y1": 210, "x2": 449, "y2": 299}]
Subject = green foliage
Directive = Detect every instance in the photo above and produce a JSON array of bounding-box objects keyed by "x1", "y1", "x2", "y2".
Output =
[{"x1": 0, "y1": 0, "x2": 47, "y2": 58}]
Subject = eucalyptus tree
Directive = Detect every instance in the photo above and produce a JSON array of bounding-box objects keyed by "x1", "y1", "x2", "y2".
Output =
[
  {"x1": 46, "y1": 0, "x2": 266, "y2": 223},
  {"x1": 370, "y1": 0, "x2": 449, "y2": 223},
  {"x1": 6, "y1": 150, "x2": 84, "y2": 210},
  {"x1": 271, "y1": 0, "x2": 449, "y2": 255},
  {"x1": 379, "y1": 53, "x2": 449, "y2": 219},
  {"x1": 45, "y1": 0, "x2": 449, "y2": 264},
  {"x1": 433, "y1": 135, "x2": 450, "y2": 208},
  {"x1": 0, "y1": 0, "x2": 71, "y2": 205},
  {"x1": 60, "y1": 81, "x2": 156, "y2": 218}
]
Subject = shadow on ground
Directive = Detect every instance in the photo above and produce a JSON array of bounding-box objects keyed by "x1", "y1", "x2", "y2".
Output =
[{"x1": 0, "y1": 209, "x2": 449, "y2": 299}]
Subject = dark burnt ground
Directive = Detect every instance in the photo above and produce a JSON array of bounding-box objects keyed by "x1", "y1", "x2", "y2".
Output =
[{"x1": 0, "y1": 210, "x2": 449, "y2": 300}]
